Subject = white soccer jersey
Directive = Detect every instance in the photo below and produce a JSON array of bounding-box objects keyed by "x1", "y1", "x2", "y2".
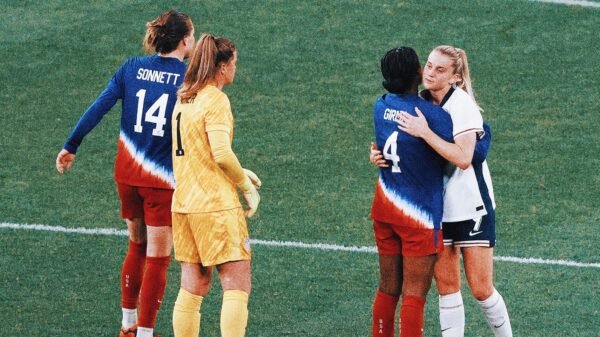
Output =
[{"x1": 441, "y1": 87, "x2": 496, "y2": 222}]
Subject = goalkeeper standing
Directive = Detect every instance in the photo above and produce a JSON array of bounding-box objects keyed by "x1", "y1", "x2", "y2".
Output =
[{"x1": 170, "y1": 33, "x2": 260, "y2": 337}]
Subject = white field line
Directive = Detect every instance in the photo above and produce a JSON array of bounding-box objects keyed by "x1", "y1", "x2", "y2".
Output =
[
  {"x1": 2, "y1": 222, "x2": 599, "y2": 269},
  {"x1": 532, "y1": 0, "x2": 600, "y2": 8}
]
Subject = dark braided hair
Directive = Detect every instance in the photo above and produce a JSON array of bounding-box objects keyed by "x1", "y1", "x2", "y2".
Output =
[{"x1": 380, "y1": 46, "x2": 421, "y2": 94}]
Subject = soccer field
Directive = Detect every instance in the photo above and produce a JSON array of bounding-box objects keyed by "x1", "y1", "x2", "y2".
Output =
[{"x1": 1, "y1": 1, "x2": 598, "y2": 336}]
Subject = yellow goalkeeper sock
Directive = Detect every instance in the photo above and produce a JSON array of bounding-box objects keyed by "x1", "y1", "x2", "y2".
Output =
[
  {"x1": 220, "y1": 290, "x2": 249, "y2": 337},
  {"x1": 173, "y1": 288, "x2": 203, "y2": 337}
]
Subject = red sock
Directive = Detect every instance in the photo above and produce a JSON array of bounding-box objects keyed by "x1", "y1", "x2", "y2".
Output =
[
  {"x1": 373, "y1": 290, "x2": 400, "y2": 337},
  {"x1": 137, "y1": 255, "x2": 171, "y2": 328},
  {"x1": 121, "y1": 240, "x2": 147, "y2": 309},
  {"x1": 400, "y1": 296, "x2": 426, "y2": 337}
]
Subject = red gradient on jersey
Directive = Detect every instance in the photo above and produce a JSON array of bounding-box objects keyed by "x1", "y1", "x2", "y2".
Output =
[
  {"x1": 371, "y1": 181, "x2": 429, "y2": 229},
  {"x1": 114, "y1": 139, "x2": 173, "y2": 189}
]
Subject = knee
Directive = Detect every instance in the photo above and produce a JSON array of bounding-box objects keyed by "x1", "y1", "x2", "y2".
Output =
[
  {"x1": 128, "y1": 229, "x2": 146, "y2": 244},
  {"x1": 465, "y1": 273, "x2": 494, "y2": 300},
  {"x1": 182, "y1": 277, "x2": 211, "y2": 297},
  {"x1": 470, "y1": 285, "x2": 494, "y2": 301},
  {"x1": 378, "y1": 271, "x2": 401, "y2": 296},
  {"x1": 434, "y1": 273, "x2": 460, "y2": 295},
  {"x1": 146, "y1": 237, "x2": 173, "y2": 257},
  {"x1": 180, "y1": 268, "x2": 212, "y2": 297},
  {"x1": 379, "y1": 280, "x2": 401, "y2": 297},
  {"x1": 220, "y1": 274, "x2": 251, "y2": 294},
  {"x1": 126, "y1": 220, "x2": 147, "y2": 243}
]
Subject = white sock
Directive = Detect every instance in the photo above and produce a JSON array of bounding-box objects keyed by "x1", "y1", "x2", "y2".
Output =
[
  {"x1": 136, "y1": 326, "x2": 154, "y2": 337},
  {"x1": 121, "y1": 308, "x2": 137, "y2": 329},
  {"x1": 478, "y1": 288, "x2": 513, "y2": 337},
  {"x1": 439, "y1": 291, "x2": 465, "y2": 337}
]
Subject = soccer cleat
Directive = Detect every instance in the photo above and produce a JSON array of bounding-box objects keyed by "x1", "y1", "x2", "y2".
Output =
[
  {"x1": 119, "y1": 325, "x2": 136, "y2": 337},
  {"x1": 119, "y1": 325, "x2": 163, "y2": 337}
]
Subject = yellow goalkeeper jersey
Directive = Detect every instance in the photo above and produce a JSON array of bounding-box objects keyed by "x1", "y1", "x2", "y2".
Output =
[{"x1": 171, "y1": 84, "x2": 241, "y2": 213}]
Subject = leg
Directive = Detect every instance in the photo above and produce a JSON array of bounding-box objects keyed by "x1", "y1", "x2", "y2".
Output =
[
  {"x1": 127, "y1": 218, "x2": 148, "y2": 244},
  {"x1": 463, "y1": 247, "x2": 512, "y2": 337},
  {"x1": 435, "y1": 245, "x2": 464, "y2": 337},
  {"x1": 462, "y1": 247, "x2": 494, "y2": 300},
  {"x1": 377, "y1": 254, "x2": 403, "y2": 296},
  {"x1": 173, "y1": 262, "x2": 213, "y2": 337},
  {"x1": 434, "y1": 245, "x2": 461, "y2": 295},
  {"x1": 137, "y1": 226, "x2": 173, "y2": 335},
  {"x1": 399, "y1": 254, "x2": 437, "y2": 337},
  {"x1": 373, "y1": 254, "x2": 402, "y2": 337},
  {"x1": 172, "y1": 211, "x2": 213, "y2": 337},
  {"x1": 117, "y1": 183, "x2": 147, "y2": 330},
  {"x1": 181, "y1": 262, "x2": 214, "y2": 296},
  {"x1": 133, "y1": 187, "x2": 175, "y2": 336},
  {"x1": 121, "y1": 218, "x2": 147, "y2": 329},
  {"x1": 217, "y1": 260, "x2": 251, "y2": 337}
]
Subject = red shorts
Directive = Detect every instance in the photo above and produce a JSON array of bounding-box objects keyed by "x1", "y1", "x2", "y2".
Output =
[
  {"x1": 373, "y1": 220, "x2": 442, "y2": 257},
  {"x1": 116, "y1": 183, "x2": 173, "y2": 227}
]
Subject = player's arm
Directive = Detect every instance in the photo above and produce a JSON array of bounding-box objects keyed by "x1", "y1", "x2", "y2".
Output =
[
  {"x1": 207, "y1": 130, "x2": 260, "y2": 218},
  {"x1": 472, "y1": 122, "x2": 491, "y2": 164},
  {"x1": 56, "y1": 68, "x2": 123, "y2": 174},
  {"x1": 398, "y1": 108, "x2": 476, "y2": 170}
]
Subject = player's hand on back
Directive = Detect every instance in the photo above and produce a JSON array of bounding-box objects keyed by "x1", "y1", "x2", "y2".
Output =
[
  {"x1": 370, "y1": 142, "x2": 388, "y2": 168},
  {"x1": 56, "y1": 149, "x2": 76, "y2": 174},
  {"x1": 397, "y1": 107, "x2": 429, "y2": 138}
]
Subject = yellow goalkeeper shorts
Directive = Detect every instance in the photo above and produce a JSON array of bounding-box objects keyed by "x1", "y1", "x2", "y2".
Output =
[{"x1": 172, "y1": 207, "x2": 251, "y2": 266}]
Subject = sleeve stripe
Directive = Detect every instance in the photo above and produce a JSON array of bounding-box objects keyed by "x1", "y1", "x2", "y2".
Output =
[{"x1": 454, "y1": 128, "x2": 484, "y2": 138}]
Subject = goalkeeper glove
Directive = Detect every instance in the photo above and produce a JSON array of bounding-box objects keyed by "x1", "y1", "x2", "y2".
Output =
[
  {"x1": 239, "y1": 177, "x2": 260, "y2": 218},
  {"x1": 243, "y1": 168, "x2": 262, "y2": 189}
]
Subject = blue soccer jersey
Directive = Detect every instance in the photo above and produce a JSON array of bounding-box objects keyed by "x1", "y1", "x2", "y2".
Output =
[
  {"x1": 371, "y1": 94, "x2": 453, "y2": 230},
  {"x1": 63, "y1": 55, "x2": 186, "y2": 189}
]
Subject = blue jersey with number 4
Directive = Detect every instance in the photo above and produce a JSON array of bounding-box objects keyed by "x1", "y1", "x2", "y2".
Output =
[
  {"x1": 63, "y1": 55, "x2": 186, "y2": 189},
  {"x1": 371, "y1": 94, "x2": 453, "y2": 230}
]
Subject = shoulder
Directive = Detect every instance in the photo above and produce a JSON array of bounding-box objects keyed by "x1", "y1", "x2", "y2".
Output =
[
  {"x1": 417, "y1": 97, "x2": 447, "y2": 116},
  {"x1": 214, "y1": 88, "x2": 230, "y2": 105},
  {"x1": 202, "y1": 86, "x2": 230, "y2": 111},
  {"x1": 444, "y1": 88, "x2": 482, "y2": 122},
  {"x1": 114, "y1": 57, "x2": 145, "y2": 77},
  {"x1": 374, "y1": 94, "x2": 387, "y2": 108},
  {"x1": 446, "y1": 87, "x2": 480, "y2": 113},
  {"x1": 121, "y1": 56, "x2": 145, "y2": 69}
]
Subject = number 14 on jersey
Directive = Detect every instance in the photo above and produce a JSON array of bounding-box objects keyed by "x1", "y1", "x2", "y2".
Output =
[{"x1": 134, "y1": 89, "x2": 168, "y2": 137}]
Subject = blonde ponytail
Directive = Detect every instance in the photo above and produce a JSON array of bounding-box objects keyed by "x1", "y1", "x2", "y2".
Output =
[
  {"x1": 433, "y1": 45, "x2": 482, "y2": 111},
  {"x1": 178, "y1": 34, "x2": 235, "y2": 103}
]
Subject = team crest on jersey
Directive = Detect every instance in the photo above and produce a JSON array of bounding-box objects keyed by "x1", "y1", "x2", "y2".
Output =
[{"x1": 244, "y1": 237, "x2": 251, "y2": 252}]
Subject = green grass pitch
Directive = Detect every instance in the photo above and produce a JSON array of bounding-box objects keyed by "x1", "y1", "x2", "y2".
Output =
[{"x1": 0, "y1": 0, "x2": 598, "y2": 336}]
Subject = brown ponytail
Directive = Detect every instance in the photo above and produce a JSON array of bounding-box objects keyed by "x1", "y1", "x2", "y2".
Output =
[
  {"x1": 178, "y1": 34, "x2": 236, "y2": 103},
  {"x1": 143, "y1": 10, "x2": 193, "y2": 54}
]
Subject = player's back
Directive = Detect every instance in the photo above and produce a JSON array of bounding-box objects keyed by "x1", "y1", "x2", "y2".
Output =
[
  {"x1": 171, "y1": 85, "x2": 241, "y2": 214},
  {"x1": 371, "y1": 93, "x2": 453, "y2": 230},
  {"x1": 114, "y1": 55, "x2": 187, "y2": 189}
]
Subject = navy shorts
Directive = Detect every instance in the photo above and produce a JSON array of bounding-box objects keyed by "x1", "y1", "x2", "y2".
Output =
[{"x1": 442, "y1": 212, "x2": 496, "y2": 248}]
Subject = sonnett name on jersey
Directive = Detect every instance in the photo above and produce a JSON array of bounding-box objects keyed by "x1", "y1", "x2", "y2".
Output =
[{"x1": 137, "y1": 68, "x2": 181, "y2": 86}]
